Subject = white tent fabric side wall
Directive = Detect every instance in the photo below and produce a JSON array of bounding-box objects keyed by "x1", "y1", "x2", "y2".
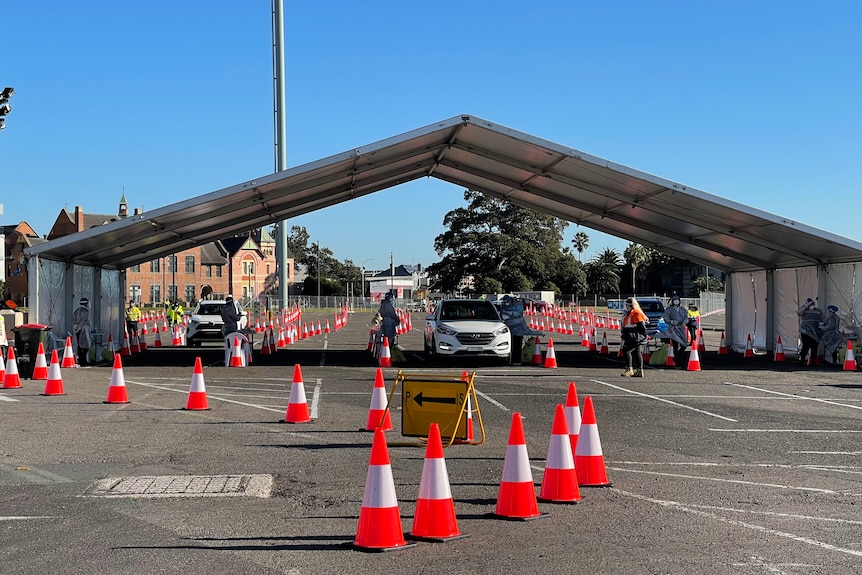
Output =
[
  {"x1": 730, "y1": 271, "x2": 768, "y2": 353},
  {"x1": 29, "y1": 257, "x2": 123, "y2": 355},
  {"x1": 773, "y1": 267, "x2": 818, "y2": 355},
  {"x1": 731, "y1": 264, "x2": 862, "y2": 358}
]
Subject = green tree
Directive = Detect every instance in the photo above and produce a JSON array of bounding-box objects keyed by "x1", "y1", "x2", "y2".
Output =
[
  {"x1": 572, "y1": 231, "x2": 589, "y2": 263},
  {"x1": 691, "y1": 275, "x2": 724, "y2": 295},
  {"x1": 427, "y1": 190, "x2": 570, "y2": 294},
  {"x1": 585, "y1": 247, "x2": 622, "y2": 294},
  {"x1": 623, "y1": 243, "x2": 651, "y2": 295}
]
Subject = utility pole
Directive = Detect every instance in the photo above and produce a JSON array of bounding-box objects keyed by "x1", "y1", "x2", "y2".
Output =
[{"x1": 272, "y1": 0, "x2": 289, "y2": 310}]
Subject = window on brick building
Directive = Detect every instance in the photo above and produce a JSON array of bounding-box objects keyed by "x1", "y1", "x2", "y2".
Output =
[
  {"x1": 130, "y1": 285, "x2": 141, "y2": 302},
  {"x1": 185, "y1": 285, "x2": 195, "y2": 303},
  {"x1": 216, "y1": 266, "x2": 222, "y2": 278},
  {"x1": 185, "y1": 256, "x2": 195, "y2": 273},
  {"x1": 129, "y1": 264, "x2": 141, "y2": 272},
  {"x1": 167, "y1": 256, "x2": 177, "y2": 273},
  {"x1": 205, "y1": 265, "x2": 212, "y2": 278},
  {"x1": 150, "y1": 285, "x2": 161, "y2": 305},
  {"x1": 151, "y1": 259, "x2": 160, "y2": 273}
]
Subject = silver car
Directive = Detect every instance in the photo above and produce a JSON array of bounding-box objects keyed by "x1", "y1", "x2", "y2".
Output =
[
  {"x1": 424, "y1": 299, "x2": 511, "y2": 363},
  {"x1": 185, "y1": 300, "x2": 248, "y2": 347}
]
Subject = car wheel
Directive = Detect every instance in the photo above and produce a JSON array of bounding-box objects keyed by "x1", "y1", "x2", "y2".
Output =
[{"x1": 425, "y1": 337, "x2": 438, "y2": 364}]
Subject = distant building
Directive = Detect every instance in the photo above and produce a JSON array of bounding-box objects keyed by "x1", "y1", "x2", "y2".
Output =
[
  {"x1": 369, "y1": 264, "x2": 428, "y2": 302},
  {"x1": 10, "y1": 196, "x2": 294, "y2": 309},
  {"x1": 2, "y1": 222, "x2": 46, "y2": 305}
]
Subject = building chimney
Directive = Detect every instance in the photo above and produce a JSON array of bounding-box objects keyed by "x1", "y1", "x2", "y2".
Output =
[{"x1": 75, "y1": 206, "x2": 84, "y2": 232}]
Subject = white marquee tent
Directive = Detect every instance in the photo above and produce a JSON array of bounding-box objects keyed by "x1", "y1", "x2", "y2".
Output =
[{"x1": 25, "y1": 115, "x2": 862, "y2": 353}]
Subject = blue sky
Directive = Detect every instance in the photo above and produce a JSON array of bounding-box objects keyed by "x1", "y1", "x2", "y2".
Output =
[{"x1": 2, "y1": 1, "x2": 860, "y2": 272}]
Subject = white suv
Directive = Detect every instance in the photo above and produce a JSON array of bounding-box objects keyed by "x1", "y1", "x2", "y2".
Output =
[
  {"x1": 185, "y1": 300, "x2": 248, "y2": 347},
  {"x1": 424, "y1": 299, "x2": 512, "y2": 363}
]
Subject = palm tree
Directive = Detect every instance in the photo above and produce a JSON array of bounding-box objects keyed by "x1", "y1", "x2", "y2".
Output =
[
  {"x1": 623, "y1": 243, "x2": 651, "y2": 295},
  {"x1": 586, "y1": 247, "x2": 622, "y2": 294},
  {"x1": 572, "y1": 232, "x2": 589, "y2": 263}
]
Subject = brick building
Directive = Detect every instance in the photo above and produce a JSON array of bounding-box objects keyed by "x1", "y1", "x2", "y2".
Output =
[
  {"x1": 7, "y1": 195, "x2": 293, "y2": 309},
  {"x1": 2, "y1": 221, "x2": 46, "y2": 305}
]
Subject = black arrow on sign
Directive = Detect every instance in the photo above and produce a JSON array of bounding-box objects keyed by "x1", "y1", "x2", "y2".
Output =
[{"x1": 412, "y1": 391, "x2": 457, "y2": 408}]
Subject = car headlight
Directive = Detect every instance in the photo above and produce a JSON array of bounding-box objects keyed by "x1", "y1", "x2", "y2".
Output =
[
  {"x1": 436, "y1": 324, "x2": 457, "y2": 336},
  {"x1": 492, "y1": 325, "x2": 510, "y2": 336}
]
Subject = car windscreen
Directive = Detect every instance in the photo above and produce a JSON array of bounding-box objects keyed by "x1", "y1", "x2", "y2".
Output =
[
  {"x1": 640, "y1": 301, "x2": 664, "y2": 313},
  {"x1": 196, "y1": 303, "x2": 224, "y2": 315},
  {"x1": 440, "y1": 301, "x2": 499, "y2": 320}
]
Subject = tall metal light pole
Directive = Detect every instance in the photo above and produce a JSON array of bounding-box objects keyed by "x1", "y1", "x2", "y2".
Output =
[{"x1": 272, "y1": 0, "x2": 289, "y2": 310}]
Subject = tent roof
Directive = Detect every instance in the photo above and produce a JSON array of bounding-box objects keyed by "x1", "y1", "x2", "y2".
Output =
[{"x1": 26, "y1": 114, "x2": 862, "y2": 272}]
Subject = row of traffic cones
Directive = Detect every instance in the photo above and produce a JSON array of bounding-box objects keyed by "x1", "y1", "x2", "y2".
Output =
[{"x1": 354, "y1": 382, "x2": 611, "y2": 550}]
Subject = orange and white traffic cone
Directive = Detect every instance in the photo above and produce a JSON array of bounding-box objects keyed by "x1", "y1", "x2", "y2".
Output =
[
  {"x1": 151, "y1": 328, "x2": 161, "y2": 348},
  {"x1": 139, "y1": 325, "x2": 148, "y2": 351},
  {"x1": 2, "y1": 347, "x2": 21, "y2": 389},
  {"x1": 41, "y1": 350, "x2": 65, "y2": 396},
  {"x1": 588, "y1": 329, "x2": 598, "y2": 352},
  {"x1": 268, "y1": 328, "x2": 277, "y2": 354},
  {"x1": 539, "y1": 404, "x2": 582, "y2": 503},
  {"x1": 120, "y1": 330, "x2": 132, "y2": 355},
  {"x1": 31, "y1": 342, "x2": 49, "y2": 380},
  {"x1": 229, "y1": 336, "x2": 245, "y2": 367},
  {"x1": 774, "y1": 336, "x2": 786, "y2": 362},
  {"x1": 0, "y1": 351, "x2": 5, "y2": 383},
  {"x1": 183, "y1": 357, "x2": 210, "y2": 410},
  {"x1": 353, "y1": 428, "x2": 416, "y2": 552},
  {"x1": 564, "y1": 382, "x2": 582, "y2": 457},
  {"x1": 718, "y1": 331, "x2": 728, "y2": 354},
  {"x1": 104, "y1": 354, "x2": 130, "y2": 404},
  {"x1": 574, "y1": 396, "x2": 611, "y2": 487},
  {"x1": 599, "y1": 332, "x2": 609, "y2": 355},
  {"x1": 171, "y1": 325, "x2": 182, "y2": 347},
  {"x1": 495, "y1": 412, "x2": 547, "y2": 520},
  {"x1": 641, "y1": 340, "x2": 651, "y2": 363},
  {"x1": 365, "y1": 368, "x2": 393, "y2": 431},
  {"x1": 378, "y1": 337, "x2": 392, "y2": 368},
  {"x1": 687, "y1": 338, "x2": 702, "y2": 371},
  {"x1": 284, "y1": 364, "x2": 312, "y2": 423},
  {"x1": 744, "y1": 333, "x2": 754, "y2": 358},
  {"x1": 105, "y1": 333, "x2": 116, "y2": 360},
  {"x1": 61, "y1": 336, "x2": 77, "y2": 367},
  {"x1": 410, "y1": 422, "x2": 469, "y2": 542},
  {"x1": 843, "y1": 340, "x2": 857, "y2": 371},
  {"x1": 324, "y1": 320, "x2": 331, "y2": 334},
  {"x1": 665, "y1": 343, "x2": 676, "y2": 367},
  {"x1": 579, "y1": 325, "x2": 588, "y2": 347},
  {"x1": 531, "y1": 337, "x2": 543, "y2": 365},
  {"x1": 367, "y1": 329, "x2": 375, "y2": 351},
  {"x1": 130, "y1": 332, "x2": 141, "y2": 354},
  {"x1": 543, "y1": 338, "x2": 558, "y2": 369},
  {"x1": 697, "y1": 328, "x2": 706, "y2": 352}
]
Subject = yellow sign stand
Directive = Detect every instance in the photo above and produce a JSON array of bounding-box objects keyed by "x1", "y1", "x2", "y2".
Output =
[{"x1": 384, "y1": 370, "x2": 485, "y2": 448}]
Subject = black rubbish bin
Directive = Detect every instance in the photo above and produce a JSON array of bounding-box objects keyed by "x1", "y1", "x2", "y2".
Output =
[{"x1": 12, "y1": 324, "x2": 51, "y2": 379}]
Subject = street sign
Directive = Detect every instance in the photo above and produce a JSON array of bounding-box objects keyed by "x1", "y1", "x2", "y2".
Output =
[{"x1": 402, "y1": 379, "x2": 468, "y2": 439}]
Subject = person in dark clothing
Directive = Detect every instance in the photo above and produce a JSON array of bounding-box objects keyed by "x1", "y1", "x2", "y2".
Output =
[
  {"x1": 221, "y1": 295, "x2": 242, "y2": 337},
  {"x1": 621, "y1": 297, "x2": 648, "y2": 378}
]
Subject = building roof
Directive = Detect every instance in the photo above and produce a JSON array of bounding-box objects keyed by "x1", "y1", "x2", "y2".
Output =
[{"x1": 25, "y1": 114, "x2": 862, "y2": 273}]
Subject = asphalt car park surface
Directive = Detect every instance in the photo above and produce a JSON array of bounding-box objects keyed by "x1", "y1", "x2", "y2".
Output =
[{"x1": 3, "y1": 310, "x2": 862, "y2": 574}]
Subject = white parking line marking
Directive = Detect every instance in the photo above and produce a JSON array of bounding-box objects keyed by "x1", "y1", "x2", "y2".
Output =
[
  {"x1": 722, "y1": 381, "x2": 862, "y2": 411},
  {"x1": 0, "y1": 516, "x2": 58, "y2": 521},
  {"x1": 0, "y1": 395, "x2": 18, "y2": 402},
  {"x1": 310, "y1": 378, "x2": 322, "y2": 419},
  {"x1": 592, "y1": 379, "x2": 737, "y2": 421},
  {"x1": 614, "y1": 488, "x2": 862, "y2": 558},
  {"x1": 710, "y1": 429, "x2": 862, "y2": 433},
  {"x1": 125, "y1": 379, "x2": 315, "y2": 438},
  {"x1": 608, "y1": 466, "x2": 837, "y2": 494},
  {"x1": 474, "y1": 389, "x2": 511, "y2": 412}
]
